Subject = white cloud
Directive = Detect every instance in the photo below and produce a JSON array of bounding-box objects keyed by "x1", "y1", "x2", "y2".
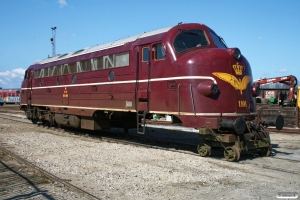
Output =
[
  {"x1": 0, "y1": 72, "x2": 9, "y2": 77},
  {"x1": 0, "y1": 68, "x2": 26, "y2": 88},
  {"x1": 258, "y1": 36, "x2": 263, "y2": 40},
  {"x1": 58, "y1": 0, "x2": 67, "y2": 8},
  {"x1": 278, "y1": 68, "x2": 287, "y2": 73}
]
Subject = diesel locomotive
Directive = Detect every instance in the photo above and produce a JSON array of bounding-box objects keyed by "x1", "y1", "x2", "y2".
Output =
[{"x1": 20, "y1": 23, "x2": 283, "y2": 161}]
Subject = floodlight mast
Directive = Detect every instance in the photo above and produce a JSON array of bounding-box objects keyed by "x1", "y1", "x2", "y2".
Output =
[{"x1": 50, "y1": 27, "x2": 57, "y2": 57}]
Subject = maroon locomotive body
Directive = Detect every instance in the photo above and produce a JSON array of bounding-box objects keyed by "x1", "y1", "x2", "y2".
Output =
[{"x1": 20, "y1": 23, "x2": 283, "y2": 161}]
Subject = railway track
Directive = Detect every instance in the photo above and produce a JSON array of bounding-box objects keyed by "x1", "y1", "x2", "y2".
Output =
[
  {"x1": 2, "y1": 105, "x2": 300, "y2": 134},
  {"x1": 0, "y1": 113, "x2": 197, "y2": 154},
  {"x1": 0, "y1": 145, "x2": 100, "y2": 199},
  {"x1": 267, "y1": 127, "x2": 300, "y2": 134},
  {"x1": 0, "y1": 149, "x2": 52, "y2": 199},
  {"x1": 0, "y1": 112, "x2": 300, "y2": 177}
]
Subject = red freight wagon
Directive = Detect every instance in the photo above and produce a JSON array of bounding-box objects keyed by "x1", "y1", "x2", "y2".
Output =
[
  {"x1": 20, "y1": 23, "x2": 283, "y2": 161},
  {"x1": 0, "y1": 90, "x2": 20, "y2": 104}
]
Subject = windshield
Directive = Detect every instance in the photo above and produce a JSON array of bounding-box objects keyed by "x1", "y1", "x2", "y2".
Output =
[
  {"x1": 209, "y1": 30, "x2": 227, "y2": 48},
  {"x1": 173, "y1": 29, "x2": 210, "y2": 53}
]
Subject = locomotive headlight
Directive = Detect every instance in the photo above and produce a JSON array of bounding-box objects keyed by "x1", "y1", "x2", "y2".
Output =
[
  {"x1": 227, "y1": 48, "x2": 241, "y2": 60},
  {"x1": 233, "y1": 48, "x2": 241, "y2": 60},
  {"x1": 251, "y1": 83, "x2": 261, "y2": 97},
  {"x1": 197, "y1": 81, "x2": 219, "y2": 96}
]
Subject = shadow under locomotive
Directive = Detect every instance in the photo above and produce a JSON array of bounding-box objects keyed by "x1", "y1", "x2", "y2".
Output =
[
  {"x1": 28, "y1": 108, "x2": 285, "y2": 163},
  {"x1": 106, "y1": 123, "x2": 288, "y2": 162}
]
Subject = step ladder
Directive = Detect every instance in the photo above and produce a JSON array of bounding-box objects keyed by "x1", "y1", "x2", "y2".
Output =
[{"x1": 137, "y1": 111, "x2": 147, "y2": 134}]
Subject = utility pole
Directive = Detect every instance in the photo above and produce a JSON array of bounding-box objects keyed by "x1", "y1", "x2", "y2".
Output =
[{"x1": 50, "y1": 27, "x2": 57, "y2": 57}]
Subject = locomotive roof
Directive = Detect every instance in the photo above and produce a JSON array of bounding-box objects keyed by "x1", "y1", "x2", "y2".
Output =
[{"x1": 33, "y1": 26, "x2": 172, "y2": 65}]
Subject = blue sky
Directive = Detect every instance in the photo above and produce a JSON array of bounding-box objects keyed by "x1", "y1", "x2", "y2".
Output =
[{"x1": 0, "y1": 0, "x2": 299, "y2": 89}]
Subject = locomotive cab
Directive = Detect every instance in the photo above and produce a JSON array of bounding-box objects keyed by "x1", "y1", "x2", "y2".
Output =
[{"x1": 163, "y1": 24, "x2": 283, "y2": 161}]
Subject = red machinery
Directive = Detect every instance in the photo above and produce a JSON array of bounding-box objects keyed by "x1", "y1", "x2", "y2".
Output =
[
  {"x1": 254, "y1": 75, "x2": 297, "y2": 106},
  {"x1": 20, "y1": 23, "x2": 283, "y2": 161}
]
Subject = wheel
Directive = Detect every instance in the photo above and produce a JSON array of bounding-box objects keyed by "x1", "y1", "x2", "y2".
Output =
[
  {"x1": 224, "y1": 146, "x2": 240, "y2": 162},
  {"x1": 197, "y1": 142, "x2": 212, "y2": 157},
  {"x1": 258, "y1": 145, "x2": 272, "y2": 157},
  {"x1": 232, "y1": 146, "x2": 241, "y2": 161},
  {"x1": 41, "y1": 120, "x2": 49, "y2": 126}
]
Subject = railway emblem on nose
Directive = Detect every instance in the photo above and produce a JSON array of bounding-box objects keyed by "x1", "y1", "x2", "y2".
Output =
[
  {"x1": 212, "y1": 72, "x2": 251, "y2": 94},
  {"x1": 232, "y1": 62, "x2": 243, "y2": 75}
]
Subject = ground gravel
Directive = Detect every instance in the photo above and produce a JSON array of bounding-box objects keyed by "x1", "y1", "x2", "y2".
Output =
[{"x1": 0, "y1": 114, "x2": 299, "y2": 199}]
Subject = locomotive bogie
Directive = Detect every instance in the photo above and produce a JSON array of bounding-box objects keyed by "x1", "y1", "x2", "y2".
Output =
[
  {"x1": 23, "y1": 105, "x2": 137, "y2": 131},
  {"x1": 198, "y1": 127, "x2": 271, "y2": 161},
  {"x1": 199, "y1": 132, "x2": 270, "y2": 151}
]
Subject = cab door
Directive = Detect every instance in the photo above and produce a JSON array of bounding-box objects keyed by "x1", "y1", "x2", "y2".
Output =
[
  {"x1": 136, "y1": 45, "x2": 151, "y2": 112},
  {"x1": 22, "y1": 70, "x2": 33, "y2": 105}
]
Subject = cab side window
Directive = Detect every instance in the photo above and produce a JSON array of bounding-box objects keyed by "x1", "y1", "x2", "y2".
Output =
[
  {"x1": 154, "y1": 44, "x2": 166, "y2": 60},
  {"x1": 24, "y1": 71, "x2": 28, "y2": 79},
  {"x1": 142, "y1": 47, "x2": 149, "y2": 62}
]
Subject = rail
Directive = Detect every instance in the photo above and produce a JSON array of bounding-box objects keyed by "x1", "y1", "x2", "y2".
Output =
[{"x1": 0, "y1": 145, "x2": 100, "y2": 200}]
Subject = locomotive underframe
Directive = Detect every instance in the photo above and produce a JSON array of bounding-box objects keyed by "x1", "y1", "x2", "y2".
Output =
[
  {"x1": 22, "y1": 105, "x2": 137, "y2": 132},
  {"x1": 23, "y1": 105, "x2": 273, "y2": 162},
  {"x1": 198, "y1": 125, "x2": 271, "y2": 162}
]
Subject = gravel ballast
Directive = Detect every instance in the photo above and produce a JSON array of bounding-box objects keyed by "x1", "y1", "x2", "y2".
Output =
[{"x1": 0, "y1": 116, "x2": 299, "y2": 199}]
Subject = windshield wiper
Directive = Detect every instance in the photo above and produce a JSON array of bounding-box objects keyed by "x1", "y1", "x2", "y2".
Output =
[{"x1": 218, "y1": 36, "x2": 227, "y2": 48}]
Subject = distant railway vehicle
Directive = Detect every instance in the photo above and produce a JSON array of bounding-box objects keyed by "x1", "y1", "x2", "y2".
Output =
[
  {"x1": 0, "y1": 90, "x2": 20, "y2": 104},
  {"x1": 254, "y1": 75, "x2": 297, "y2": 106},
  {"x1": 20, "y1": 23, "x2": 283, "y2": 161}
]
